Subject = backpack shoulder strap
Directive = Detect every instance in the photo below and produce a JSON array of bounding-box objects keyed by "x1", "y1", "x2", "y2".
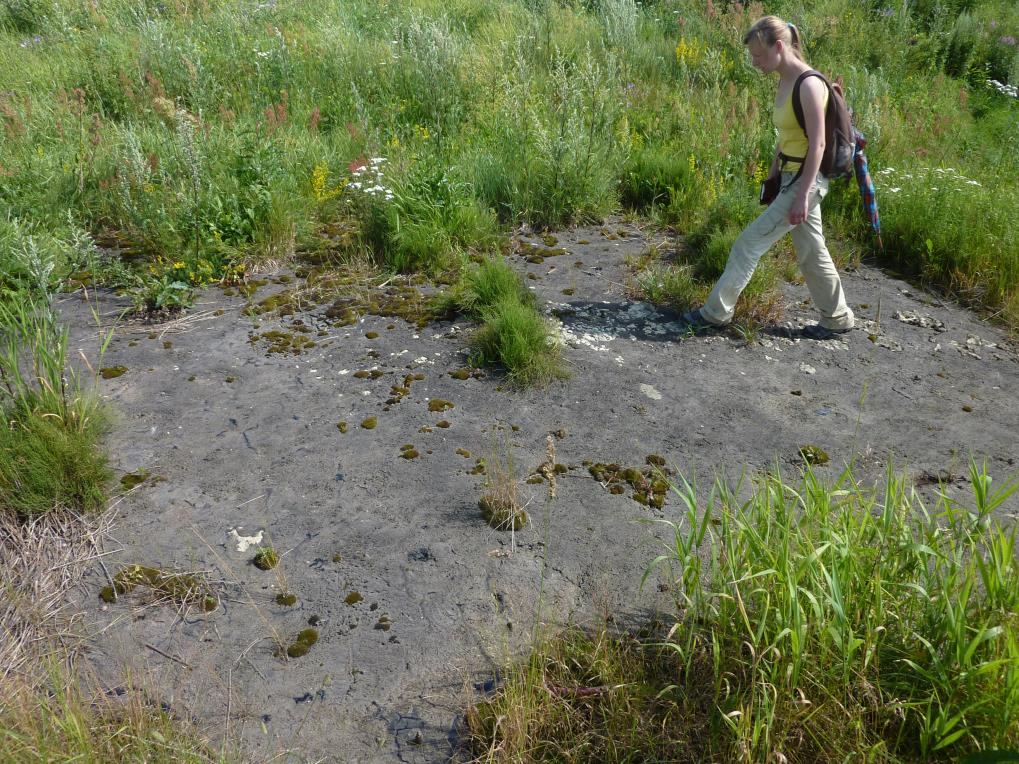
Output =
[{"x1": 791, "y1": 70, "x2": 827, "y2": 134}]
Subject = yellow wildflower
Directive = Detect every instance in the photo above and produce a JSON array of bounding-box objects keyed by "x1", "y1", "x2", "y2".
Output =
[{"x1": 676, "y1": 37, "x2": 703, "y2": 67}]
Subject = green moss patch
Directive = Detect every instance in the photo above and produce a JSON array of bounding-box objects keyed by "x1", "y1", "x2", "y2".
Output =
[
  {"x1": 99, "y1": 564, "x2": 217, "y2": 611},
  {"x1": 799, "y1": 445, "x2": 830, "y2": 466},
  {"x1": 586, "y1": 458, "x2": 673, "y2": 509},
  {"x1": 253, "y1": 547, "x2": 279, "y2": 570},
  {"x1": 286, "y1": 628, "x2": 319, "y2": 659},
  {"x1": 99, "y1": 366, "x2": 127, "y2": 379}
]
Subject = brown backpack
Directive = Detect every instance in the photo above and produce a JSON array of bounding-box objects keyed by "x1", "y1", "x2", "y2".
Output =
[{"x1": 791, "y1": 70, "x2": 856, "y2": 179}]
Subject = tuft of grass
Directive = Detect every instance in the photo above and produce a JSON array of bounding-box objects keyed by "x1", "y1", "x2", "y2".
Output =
[
  {"x1": 439, "y1": 256, "x2": 565, "y2": 386},
  {"x1": 478, "y1": 442, "x2": 528, "y2": 532},
  {"x1": 633, "y1": 262, "x2": 702, "y2": 313},
  {"x1": 447, "y1": 256, "x2": 535, "y2": 317},
  {"x1": 471, "y1": 298, "x2": 565, "y2": 387},
  {"x1": 0, "y1": 291, "x2": 109, "y2": 519},
  {"x1": 465, "y1": 625, "x2": 695, "y2": 762},
  {"x1": 466, "y1": 460, "x2": 1019, "y2": 762},
  {"x1": 0, "y1": 414, "x2": 109, "y2": 520},
  {"x1": 252, "y1": 546, "x2": 279, "y2": 571},
  {"x1": 0, "y1": 661, "x2": 229, "y2": 763}
]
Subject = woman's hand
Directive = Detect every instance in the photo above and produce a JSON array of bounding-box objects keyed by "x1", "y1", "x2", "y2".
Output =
[{"x1": 789, "y1": 190, "x2": 809, "y2": 225}]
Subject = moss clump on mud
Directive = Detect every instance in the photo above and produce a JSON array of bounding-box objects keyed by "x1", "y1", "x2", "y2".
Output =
[
  {"x1": 98, "y1": 564, "x2": 217, "y2": 611},
  {"x1": 99, "y1": 366, "x2": 127, "y2": 379},
  {"x1": 353, "y1": 369, "x2": 384, "y2": 379},
  {"x1": 337, "y1": 421, "x2": 348, "y2": 433},
  {"x1": 400, "y1": 445, "x2": 420, "y2": 460},
  {"x1": 799, "y1": 445, "x2": 830, "y2": 466},
  {"x1": 428, "y1": 399, "x2": 454, "y2": 413},
  {"x1": 456, "y1": 448, "x2": 471, "y2": 458},
  {"x1": 479, "y1": 495, "x2": 528, "y2": 531},
  {"x1": 588, "y1": 458, "x2": 673, "y2": 509},
  {"x1": 518, "y1": 241, "x2": 568, "y2": 259},
  {"x1": 248, "y1": 329, "x2": 317, "y2": 356},
  {"x1": 119, "y1": 468, "x2": 149, "y2": 490},
  {"x1": 361, "y1": 417, "x2": 377, "y2": 430},
  {"x1": 253, "y1": 547, "x2": 279, "y2": 570},
  {"x1": 436, "y1": 420, "x2": 451, "y2": 429},
  {"x1": 276, "y1": 592, "x2": 298, "y2": 606},
  {"x1": 286, "y1": 628, "x2": 319, "y2": 659},
  {"x1": 345, "y1": 591, "x2": 363, "y2": 606},
  {"x1": 450, "y1": 368, "x2": 471, "y2": 380}
]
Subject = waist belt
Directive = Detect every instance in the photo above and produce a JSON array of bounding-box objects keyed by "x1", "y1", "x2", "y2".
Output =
[{"x1": 778, "y1": 152, "x2": 808, "y2": 185}]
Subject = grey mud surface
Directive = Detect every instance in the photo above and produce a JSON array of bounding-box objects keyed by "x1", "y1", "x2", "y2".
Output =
[{"x1": 61, "y1": 221, "x2": 1019, "y2": 763}]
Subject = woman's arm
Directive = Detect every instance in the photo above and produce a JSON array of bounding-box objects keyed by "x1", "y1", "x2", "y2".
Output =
[{"x1": 789, "y1": 75, "x2": 826, "y2": 225}]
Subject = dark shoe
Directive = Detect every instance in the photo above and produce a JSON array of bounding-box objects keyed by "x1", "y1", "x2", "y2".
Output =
[
  {"x1": 679, "y1": 309, "x2": 723, "y2": 334},
  {"x1": 801, "y1": 323, "x2": 851, "y2": 341},
  {"x1": 771, "y1": 322, "x2": 799, "y2": 339}
]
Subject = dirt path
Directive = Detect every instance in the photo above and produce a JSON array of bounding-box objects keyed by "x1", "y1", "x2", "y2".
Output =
[{"x1": 61, "y1": 221, "x2": 1019, "y2": 763}]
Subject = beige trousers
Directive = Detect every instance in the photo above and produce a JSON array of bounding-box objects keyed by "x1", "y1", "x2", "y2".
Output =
[{"x1": 700, "y1": 172, "x2": 855, "y2": 331}]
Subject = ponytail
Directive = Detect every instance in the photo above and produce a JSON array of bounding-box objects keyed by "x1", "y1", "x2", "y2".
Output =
[{"x1": 787, "y1": 22, "x2": 802, "y2": 55}]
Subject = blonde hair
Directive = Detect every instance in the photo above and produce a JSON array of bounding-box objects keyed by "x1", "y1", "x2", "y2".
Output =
[{"x1": 744, "y1": 15, "x2": 804, "y2": 61}]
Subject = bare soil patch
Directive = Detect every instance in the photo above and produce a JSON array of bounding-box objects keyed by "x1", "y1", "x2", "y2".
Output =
[{"x1": 59, "y1": 221, "x2": 1019, "y2": 762}]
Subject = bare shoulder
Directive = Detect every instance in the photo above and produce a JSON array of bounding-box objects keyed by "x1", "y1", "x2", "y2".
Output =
[{"x1": 799, "y1": 74, "x2": 827, "y2": 107}]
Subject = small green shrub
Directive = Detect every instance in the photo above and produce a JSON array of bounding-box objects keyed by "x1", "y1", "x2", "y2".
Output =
[
  {"x1": 457, "y1": 256, "x2": 535, "y2": 316},
  {"x1": 634, "y1": 262, "x2": 701, "y2": 312},
  {"x1": 0, "y1": 413, "x2": 110, "y2": 519},
  {"x1": 252, "y1": 546, "x2": 279, "y2": 571},
  {"x1": 125, "y1": 274, "x2": 195, "y2": 316},
  {"x1": 472, "y1": 298, "x2": 565, "y2": 387}
]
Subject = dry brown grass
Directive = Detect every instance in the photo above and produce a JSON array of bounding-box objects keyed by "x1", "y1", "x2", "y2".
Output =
[{"x1": 0, "y1": 509, "x2": 110, "y2": 684}]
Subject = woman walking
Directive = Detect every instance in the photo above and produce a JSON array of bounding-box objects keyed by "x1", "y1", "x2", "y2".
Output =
[{"x1": 682, "y1": 16, "x2": 855, "y2": 340}]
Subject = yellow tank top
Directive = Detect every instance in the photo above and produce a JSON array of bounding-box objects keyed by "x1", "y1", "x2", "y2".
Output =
[{"x1": 774, "y1": 87, "x2": 828, "y2": 172}]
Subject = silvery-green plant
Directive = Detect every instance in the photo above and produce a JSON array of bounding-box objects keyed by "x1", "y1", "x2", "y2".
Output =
[{"x1": 599, "y1": 0, "x2": 638, "y2": 49}]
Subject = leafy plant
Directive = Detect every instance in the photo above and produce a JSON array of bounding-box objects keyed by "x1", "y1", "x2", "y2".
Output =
[{"x1": 126, "y1": 274, "x2": 194, "y2": 315}]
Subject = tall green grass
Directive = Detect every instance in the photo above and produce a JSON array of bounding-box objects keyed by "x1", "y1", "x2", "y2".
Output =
[
  {"x1": 1, "y1": 0, "x2": 1016, "y2": 324},
  {"x1": 467, "y1": 461, "x2": 1019, "y2": 762},
  {"x1": 0, "y1": 286, "x2": 109, "y2": 517},
  {"x1": 0, "y1": 663, "x2": 228, "y2": 763}
]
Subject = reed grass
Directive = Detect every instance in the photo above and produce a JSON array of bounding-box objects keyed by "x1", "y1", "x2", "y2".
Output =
[{"x1": 466, "y1": 460, "x2": 1019, "y2": 762}]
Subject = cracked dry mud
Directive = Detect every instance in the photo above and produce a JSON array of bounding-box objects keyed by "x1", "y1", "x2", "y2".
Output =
[{"x1": 61, "y1": 221, "x2": 1019, "y2": 763}]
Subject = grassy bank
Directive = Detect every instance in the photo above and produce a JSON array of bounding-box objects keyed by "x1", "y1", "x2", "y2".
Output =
[
  {"x1": 466, "y1": 461, "x2": 1019, "y2": 762},
  {"x1": 0, "y1": 237, "x2": 220, "y2": 760},
  {"x1": 0, "y1": 0, "x2": 1016, "y2": 326}
]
